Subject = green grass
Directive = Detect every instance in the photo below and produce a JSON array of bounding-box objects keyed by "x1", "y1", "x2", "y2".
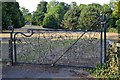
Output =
[
  {"x1": 1, "y1": 37, "x2": 100, "y2": 63},
  {"x1": 17, "y1": 38, "x2": 98, "y2": 62},
  {"x1": 17, "y1": 39, "x2": 76, "y2": 62}
]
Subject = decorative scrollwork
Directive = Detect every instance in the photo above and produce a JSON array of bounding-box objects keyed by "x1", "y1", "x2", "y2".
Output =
[
  {"x1": 14, "y1": 29, "x2": 103, "y2": 67},
  {"x1": 14, "y1": 29, "x2": 34, "y2": 40},
  {"x1": 8, "y1": 26, "x2": 14, "y2": 33}
]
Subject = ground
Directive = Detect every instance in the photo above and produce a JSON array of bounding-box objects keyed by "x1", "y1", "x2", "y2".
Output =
[{"x1": 2, "y1": 63, "x2": 94, "y2": 79}]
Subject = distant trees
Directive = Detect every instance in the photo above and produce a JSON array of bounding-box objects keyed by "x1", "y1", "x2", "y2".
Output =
[
  {"x1": 32, "y1": 1, "x2": 48, "y2": 26},
  {"x1": 78, "y1": 4, "x2": 102, "y2": 30},
  {"x1": 113, "y1": 0, "x2": 120, "y2": 18},
  {"x1": 43, "y1": 1, "x2": 69, "y2": 29},
  {"x1": 36, "y1": 1, "x2": 116, "y2": 30},
  {"x1": 2, "y1": 2, "x2": 25, "y2": 30},
  {"x1": 113, "y1": 0, "x2": 120, "y2": 32},
  {"x1": 2, "y1": 0, "x2": 119, "y2": 31},
  {"x1": 21, "y1": 7, "x2": 32, "y2": 25},
  {"x1": 62, "y1": 3, "x2": 80, "y2": 30}
]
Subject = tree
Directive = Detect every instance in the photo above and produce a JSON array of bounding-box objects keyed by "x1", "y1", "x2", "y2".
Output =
[
  {"x1": 32, "y1": 1, "x2": 47, "y2": 26},
  {"x1": 21, "y1": 7, "x2": 33, "y2": 26},
  {"x1": 43, "y1": 14, "x2": 58, "y2": 29},
  {"x1": 2, "y1": 2, "x2": 25, "y2": 30},
  {"x1": 113, "y1": 0, "x2": 120, "y2": 33},
  {"x1": 43, "y1": 1, "x2": 69, "y2": 29},
  {"x1": 62, "y1": 5, "x2": 80, "y2": 30},
  {"x1": 78, "y1": 4, "x2": 102, "y2": 30},
  {"x1": 0, "y1": 1, "x2": 2, "y2": 30},
  {"x1": 79, "y1": 4, "x2": 87, "y2": 11},
  {"x1": 113, "y1": 0, "x2": 120, "y2": 18},
  {"x1": 102, "y1": 4, "x2": 117, "y2": 28},
  {"x1": 47, "y1": 0, "x2": 58, "y2": 12}
]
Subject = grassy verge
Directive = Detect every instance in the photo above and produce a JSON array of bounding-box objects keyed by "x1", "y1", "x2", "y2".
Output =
[{"x1": 85, "y1": 42, "x2": 119, "y2": 78}]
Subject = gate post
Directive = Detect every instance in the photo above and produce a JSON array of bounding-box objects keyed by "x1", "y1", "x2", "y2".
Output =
[
  {"x1": 13, "y1": 38, "x2": 17, "y2": 63},
  {"x1": 103, "y1": 14, "x2": 107, "y2": 64},
  {"x1": 8, "y1": 26, "x2": 14, "y2": 66}
]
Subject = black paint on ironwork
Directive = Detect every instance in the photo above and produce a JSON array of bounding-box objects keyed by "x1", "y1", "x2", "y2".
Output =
[
  {"x1": 52, "y1": 31, "x2": 87, "y2": 65},
  {"x1": 13, "y1": 29, "x2": 34, "y2": 64},
  {"x1": 8, "y1": 14, "x2": 107, "y2": 68},
  {"x1": 8, "y1": 26, "x2": 14, "y2": 66},
  {"x1": 104, "y1": 14, "x2": 107, "y2": 64}
]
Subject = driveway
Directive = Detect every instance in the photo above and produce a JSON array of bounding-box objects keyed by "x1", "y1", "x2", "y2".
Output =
[{"x1": 2, "y1": 63, "x2": 94, "y2": 79}]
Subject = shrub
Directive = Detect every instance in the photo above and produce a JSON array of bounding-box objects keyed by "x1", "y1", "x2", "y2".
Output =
[
  {"x1": 107, "y1": 28, "x2": 118, "y2": 33},
  {"x1": 86, "y1": 42, "x2": 119, "y2": 78}
]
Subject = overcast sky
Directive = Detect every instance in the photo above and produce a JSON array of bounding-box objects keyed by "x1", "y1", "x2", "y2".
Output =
[{"x1": 16, "y1": 0, "x2": 110, "y2": 12}]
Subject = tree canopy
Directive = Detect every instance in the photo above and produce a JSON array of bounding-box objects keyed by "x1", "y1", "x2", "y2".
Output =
[
  {"x1": 2, "y1": 0, "x2": 120, "y2": 31},
  {"x1": 2, "y1": 2, "x2": 25, "y2": 30}
]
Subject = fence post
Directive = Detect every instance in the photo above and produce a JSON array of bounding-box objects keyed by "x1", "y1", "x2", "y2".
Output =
[
  {"x1": 8, "y1": 26, "x2": 14, "y2": 66},
  {"x1": 104, "y1": 14, "x2": 107, "y2": 64},
  {"x1": 13, "y1": 38, "x2": 17, "y2": 63}
]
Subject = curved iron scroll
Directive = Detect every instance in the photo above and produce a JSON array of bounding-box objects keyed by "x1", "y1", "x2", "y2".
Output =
[
  {"x1": 13, "y1": 29, "x2": 34, "y2": 63},
  {"x1": 14, "y1": 29, "x2": 34, "y2": 39}
]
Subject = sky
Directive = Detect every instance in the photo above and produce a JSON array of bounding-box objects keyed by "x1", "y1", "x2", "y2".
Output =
[{"x1": 16, "y1": 0, "x2": 110, "y2": 12}]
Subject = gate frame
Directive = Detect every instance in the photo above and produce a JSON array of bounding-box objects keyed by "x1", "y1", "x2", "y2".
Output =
[{"x1": 8, "y1": 14, "x2": 107, "y2": 68}]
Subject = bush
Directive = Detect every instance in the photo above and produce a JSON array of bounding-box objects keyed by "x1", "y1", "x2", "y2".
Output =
[
  {"x1": 115, "y1": 19, "x2": 120, "y2": 34},
  {"x1": 107, "y1": 28, "x2": 118, "y2": 33},
  {"x1": 86, "y1": 42, "x2": 119, "y2": 78}
]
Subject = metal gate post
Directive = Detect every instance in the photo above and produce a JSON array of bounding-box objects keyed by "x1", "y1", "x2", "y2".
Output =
[
  {"x1": 13, "y1": 38, "x2": 17, "y2": 63},
  {"x1": 8, "y1": 26, "x2": 14, "y2": 66},
  {"x1": 103, "y1": 14, "x2": 107, "y2": 64}
]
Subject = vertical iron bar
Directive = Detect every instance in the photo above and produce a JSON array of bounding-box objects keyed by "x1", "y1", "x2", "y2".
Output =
[
  {"x1": 104, "y1": 14, "x2": 107, "y2": 64},
  {"x1": 100, "y1": 28, "x2": 103, "y2": 65},
  {"x1": 9, "y1": 31, "x2": 13, "y2": 66},
  {"x1": 14, "y1": 39, "x2": 17, "y2": 63}
]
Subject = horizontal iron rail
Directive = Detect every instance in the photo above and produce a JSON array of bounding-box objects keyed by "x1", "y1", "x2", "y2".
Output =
[
  {"x1": 28, "y1": 29, "x2": 101, "y2": 32},
  {"x1": 1, "y1": 30, "x2": 102, "y2": 34}
]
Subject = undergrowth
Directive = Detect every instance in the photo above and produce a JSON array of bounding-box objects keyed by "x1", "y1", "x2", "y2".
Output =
[{"x1": 85, "y1": 42, "x2": 119, "y2": 79}]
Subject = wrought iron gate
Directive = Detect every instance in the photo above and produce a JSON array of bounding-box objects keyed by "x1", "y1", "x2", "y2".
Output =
[{"x1": 8, "y1": 15, "x2": 107, "y2": 68}]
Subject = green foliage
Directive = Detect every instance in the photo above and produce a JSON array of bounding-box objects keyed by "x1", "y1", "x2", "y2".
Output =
[
  {"x1": 32, "y1": 11, "x2": 45, "y2": 26},
  {"x1": 113, "y1": 0, "x2": 120, "y2": 18},
  {"x1": 21, "y1": 7, "x2": 32, "y2": 24},
  {"x1": 43, "y1": 14, "x2": 58, "y2": 29},
  {"x1": 0, "y1": 1, "x2": 2, "y2": 30},
  {"x1": 86, "y1": 42, "x2": 119, "y2": 78},
  {"x1": 47, "y1": 0, "x2": 58, "y2": 12},
  {"x1": 78, "y1": 4, "x2": 102, "y2": 30},
  {"x1": 115, "y1": 19, "x2": 120, "y2": 33},
  {"x1": 43, "y1": 1, "x2": 69, "y2": 29},
  {"x1": 32, "y1": 1, "x2": 48, "y2": 26},
  {"x1": 2, "y1": 2, "x2": 25, "y2": 30},
  {"x1": 62, "y1": 6, "x2": 80, "y2": 30},
  {"x1": 113, "y1": 0, "x2": 120, "y2": 33},
  {"x1": 10, "y1": 0, "x2": 118, "y2": 30},
  {"x1": 107, "y1": 27, "x2": 118, "y2": 33}
]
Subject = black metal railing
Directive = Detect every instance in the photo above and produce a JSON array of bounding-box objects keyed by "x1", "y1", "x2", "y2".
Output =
[{"x1": 8, "y1": 15, "x2": 107, "y2": 68}]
